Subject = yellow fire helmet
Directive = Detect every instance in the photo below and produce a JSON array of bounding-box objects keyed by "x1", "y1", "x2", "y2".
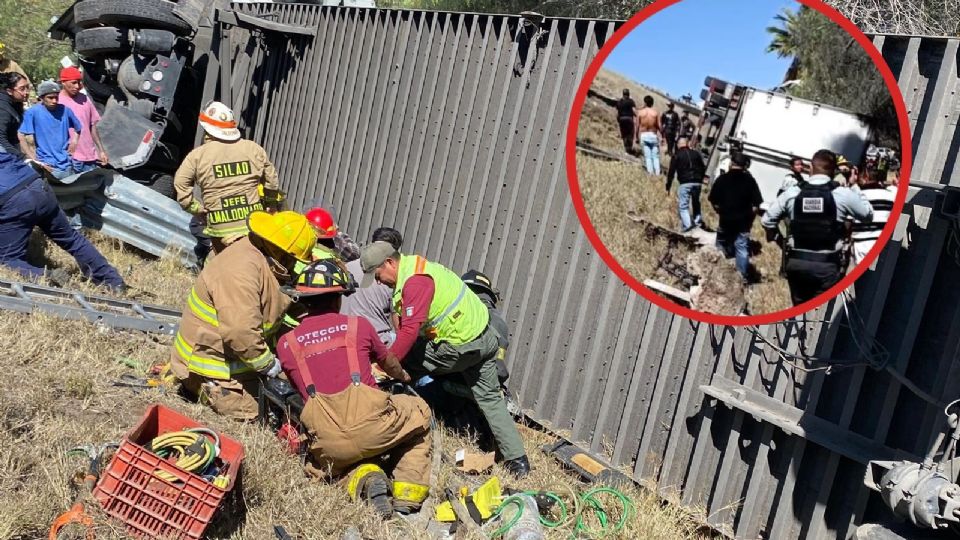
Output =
[{"x1": 247, "y1": 210, "x2": 317, "y2": 263}]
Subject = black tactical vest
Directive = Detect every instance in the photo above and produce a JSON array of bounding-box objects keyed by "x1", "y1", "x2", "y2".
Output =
[{"x1": 791, "y1": 183, "x2": 843, "y2": 251}]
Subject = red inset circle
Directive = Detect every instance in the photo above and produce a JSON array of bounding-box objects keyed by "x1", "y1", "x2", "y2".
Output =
[{"x1": 565, "y1": 0, "x2": 913, "y2": 326}]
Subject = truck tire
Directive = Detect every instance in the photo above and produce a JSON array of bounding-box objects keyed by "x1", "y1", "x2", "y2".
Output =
[
  {"x1": 145, "y1": 173, "x2": 176, "y2": 199},
  {"x1": 75, "y1": 27, "x2": 130, "y2": 58},
  {"x1": 82, "y1": 69, "x2": 117, "y2": 102},
  {"x1": 73, "y1": 1, "x2": 104, "y2": 29},
  {"x1": 126, "y1": 169, "x2": 176, "y2": 199},
  {"x1": 75, "y1": 0, "x2": 194, "y2": 36}
]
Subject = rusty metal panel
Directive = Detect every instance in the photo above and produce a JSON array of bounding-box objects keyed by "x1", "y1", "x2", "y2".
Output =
[{"x1": 219, "y1": 8, "x2": 959, "y2": 537}]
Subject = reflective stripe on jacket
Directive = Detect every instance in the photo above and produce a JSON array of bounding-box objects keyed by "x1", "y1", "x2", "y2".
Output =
[
  {"x1": 173, "y1": 138, "x2": 280, "y2": 238},
  {"x1": 391, "y1": 255, "x2": 488, "y2": 346},
  {"x1": 171, "y1": 236, "x2": 291, "y2": 379}
]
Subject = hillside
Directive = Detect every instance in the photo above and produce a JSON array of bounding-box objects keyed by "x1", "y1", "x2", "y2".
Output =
[{"x1": 575, "y1": 69, "x2": 792, "y2": 315}]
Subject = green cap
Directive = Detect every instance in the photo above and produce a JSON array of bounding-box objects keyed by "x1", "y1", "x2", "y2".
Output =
[{"x1": 359, "y1": 241, "x2": 396, "y2": 288}]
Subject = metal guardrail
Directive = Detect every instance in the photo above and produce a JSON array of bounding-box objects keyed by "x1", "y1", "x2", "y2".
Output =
[
  {"x1": 0, "y1": 279, "x2": 181, "y2": 335},
  {"x1": 50, "y1": 170, "x2": 199, "y2": 269}
]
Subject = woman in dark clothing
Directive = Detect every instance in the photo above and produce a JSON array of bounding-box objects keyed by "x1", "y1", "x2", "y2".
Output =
[{"x1": 0, "y1": 72, "x2": 28, "y2": 157}]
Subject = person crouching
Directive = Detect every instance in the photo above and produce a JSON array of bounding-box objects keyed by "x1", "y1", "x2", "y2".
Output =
[{"x1": 276, "y1": 260, "x2": 432, "y2": 517}]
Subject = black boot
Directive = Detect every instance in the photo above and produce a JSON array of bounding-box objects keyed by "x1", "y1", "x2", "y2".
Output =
[
  {"x1": 360, "y1": 472, "x2": 394, "y2": 519},
  {"x1": 503, "y1": 455, "x2": 531, "y2": 478}
]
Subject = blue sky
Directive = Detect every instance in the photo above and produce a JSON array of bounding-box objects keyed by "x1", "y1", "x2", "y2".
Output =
[{"x1": 603, "y1": 0, "x2": 799, "y2": 99}]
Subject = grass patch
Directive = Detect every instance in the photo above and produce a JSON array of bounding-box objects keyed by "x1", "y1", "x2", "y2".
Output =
[{"x1": 1, "y1": 229, "x2": 194, "y2": 309}]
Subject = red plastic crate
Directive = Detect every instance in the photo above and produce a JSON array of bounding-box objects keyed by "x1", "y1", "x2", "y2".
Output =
[{"x1": 93, "y1": 404, "x2": 244, "y2": 539}]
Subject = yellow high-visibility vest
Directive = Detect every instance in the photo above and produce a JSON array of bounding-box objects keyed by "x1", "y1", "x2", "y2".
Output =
[{"x1": 392, "y1": 255, "x2": 488, "y2": 346}]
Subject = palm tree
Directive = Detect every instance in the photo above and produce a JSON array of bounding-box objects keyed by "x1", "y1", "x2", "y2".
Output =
[{"x1": 765, "y1": 8, "x2": 804, "y2": 59}]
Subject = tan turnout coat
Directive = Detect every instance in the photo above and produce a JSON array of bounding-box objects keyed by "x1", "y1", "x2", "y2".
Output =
[
  {"x1": 174, "y1": 138, "x2": 280, "y2": 238},
  {"x1": 170, "y1": 236, "x2": 291, "y2": 381}
]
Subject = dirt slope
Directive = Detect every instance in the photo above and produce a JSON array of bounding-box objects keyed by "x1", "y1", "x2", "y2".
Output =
[{"x1": 575, "y1": 69, "x2": 791, "y2": 315}]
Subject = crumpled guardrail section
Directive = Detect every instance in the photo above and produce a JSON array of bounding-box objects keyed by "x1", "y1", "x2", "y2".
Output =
[{"x1": 51, "y1": 170, "x2": 199, "y2": 269}]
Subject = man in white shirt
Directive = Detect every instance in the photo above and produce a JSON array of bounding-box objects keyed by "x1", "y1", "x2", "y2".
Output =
[{"x1": 850, "y1": 165, "x2": 897, "y2": 265}]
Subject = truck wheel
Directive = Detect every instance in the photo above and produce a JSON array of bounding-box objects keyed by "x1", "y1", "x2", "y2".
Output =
[
  {"x1": 125, "y1": 169, "x2": 176, "y2": 199},
  {"x1": 145, "y1": 173, "x2": 176, "y2": 199},
  {"x1": 73, "y1": 1, "x2": 104, "y2": 29},
  {"x1": 75, "y1": 27, "x2": 131, "y2": 58},
  {"x1": 75, "y1": 0, "x2": 194, "y2": 36},
  {"x1": 82, "y1": 69, "x2": 118, "y2": 102}
]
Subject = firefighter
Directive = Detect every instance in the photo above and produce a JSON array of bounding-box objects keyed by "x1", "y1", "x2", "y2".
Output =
[
  {"x1": 835, "y1": 154, "x2": 856, "y2": 186},
  {"x1": 304, "y1": 206, "x2": 360, "y2": 262},
  {"x1": 303, "y1": 207, "x2": 361, "y2": 265},
  {"x1": 174, "y1": 101, "x2": 284, "y2": 254},
  {"x1": 276, "y1": 260, "x2": 431, "y2": 517},
  {"x1": 762, "y1": 149, "x2": 874, "y2": 306},
  {"x1": 169, "y1": 210, "x2": 316, "y2": 420},
  {"x1": 360, "y1": 241, "x2": 530, "y2": 477},
  {"x1": 283, "y1": 207, "x2": 361, "y2": 331}
]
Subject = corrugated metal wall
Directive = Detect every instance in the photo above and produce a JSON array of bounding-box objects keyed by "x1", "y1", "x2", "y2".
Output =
[{"x1": 212, "y1": 7, "x2": 960, "y2": 538}]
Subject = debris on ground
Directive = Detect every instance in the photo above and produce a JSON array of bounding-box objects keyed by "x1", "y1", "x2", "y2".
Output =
[
  {"x1": 686, "y1": 247, "x2": 746, "y2": 315},
  {"x1": 456, "y1": 448, "x2": 497, "y2": 474}
]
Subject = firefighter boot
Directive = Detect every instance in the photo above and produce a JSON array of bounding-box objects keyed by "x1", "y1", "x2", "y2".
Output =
[
  {"x1": 347, "y1": 464, "x2": 393, "y2": 518},
  {"x1": 392, "y1": 481, "x2": 430, "y2": 514}
]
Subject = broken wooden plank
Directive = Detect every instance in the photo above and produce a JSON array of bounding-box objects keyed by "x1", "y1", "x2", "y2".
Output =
[
  {"x1": 625, "y1": 210, "x2": 715, "y2": 249},
  {"x1": 643, "y1": 279, "x2": 692, "y2": 305}
]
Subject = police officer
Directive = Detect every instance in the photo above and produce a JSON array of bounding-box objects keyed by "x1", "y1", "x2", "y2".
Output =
[
  {"x1": 174, "y1": 101, "x2": 284, "y2": 254},
  {"x1": 762, "y1": 149, "x2": 873, "y2": 306},
  {"x1": 461, "y1": 270, "x2": 510, "y2": 384},
  {"x1": 0, "y1": 153, "x2": 125, "y2": 289}
]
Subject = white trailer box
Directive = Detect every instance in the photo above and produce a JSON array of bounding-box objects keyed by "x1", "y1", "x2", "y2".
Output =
[{"x1": 726, "y1": 88, "x2": 872, "y2": 203}]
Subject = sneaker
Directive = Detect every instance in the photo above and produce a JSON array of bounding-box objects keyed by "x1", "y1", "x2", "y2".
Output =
[
  {"x1": 503, "y1": 455, "x2": 531, "y2": 478},
  {"x1": 46, "y1": 268, "x2": 70, "y2": 288}
]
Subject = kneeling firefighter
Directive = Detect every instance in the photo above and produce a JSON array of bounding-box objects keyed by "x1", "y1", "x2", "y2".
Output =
[
  {"x1": 281, "y1": 206, "x2": 360, "y2": 331},
  {"x1": 169, "y1": 211, "x2": 316, "y2": 420},
  {"x1": 276, "y1": 260, "x2": 433, "y2": 517}
]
